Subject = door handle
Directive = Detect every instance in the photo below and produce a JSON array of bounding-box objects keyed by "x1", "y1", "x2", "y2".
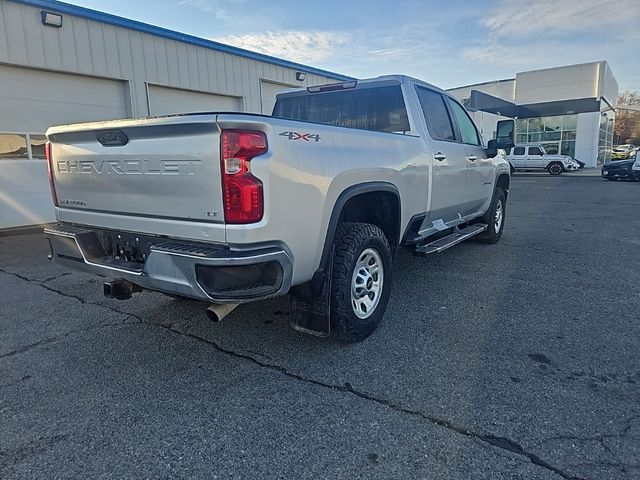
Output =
[
  {"x1": 434, "y1": 152, "x2": 447, "y2": 161},
  {"x1": 467, "y1": 155, "x2": 478, "y2": 161}
]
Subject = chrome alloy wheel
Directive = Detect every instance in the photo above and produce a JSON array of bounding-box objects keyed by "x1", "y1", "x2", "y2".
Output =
[
  {"x1": 494, "y1": 199, "x2": 504, "y2": 232},
  {"x1": 351, "y1": 248, "x2": 384, "y2": 319}
]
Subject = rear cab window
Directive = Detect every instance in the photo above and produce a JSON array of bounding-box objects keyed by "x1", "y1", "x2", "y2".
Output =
[{"x1": 273, "y1": 84, "x2": 410, "y2": 134}]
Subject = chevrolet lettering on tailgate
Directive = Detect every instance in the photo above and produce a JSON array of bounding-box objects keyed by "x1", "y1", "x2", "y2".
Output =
[{"x1": 57, "y1": 159, "x2": 201, "y2": 175}]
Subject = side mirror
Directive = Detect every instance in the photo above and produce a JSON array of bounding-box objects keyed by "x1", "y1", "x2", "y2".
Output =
[
  {"x1": 486, "y1": 139, "x2": 498, "y2": 157},
  {"x1": 495, "y1": 119, "x2": 515, "y2": 151}
]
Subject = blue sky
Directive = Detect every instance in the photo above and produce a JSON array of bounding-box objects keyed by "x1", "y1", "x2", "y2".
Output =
[{"x1": 69, "y1": 0, "x2": 640, "y2": 92}]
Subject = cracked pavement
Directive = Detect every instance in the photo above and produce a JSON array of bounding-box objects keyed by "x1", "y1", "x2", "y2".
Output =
[{"x1": 1, "y1": 176, "x2": 639, "y2": 479}]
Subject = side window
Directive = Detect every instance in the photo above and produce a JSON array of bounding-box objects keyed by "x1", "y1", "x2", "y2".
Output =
[
  {"x1": 513, "y1": 146, "x2": 525, "y2": 155},
  {"x1": 29, "y1": 135, "x2": 47, "y2": 159},
  {"x1": 528, "y1": 146, "x2": 542, "y2": 156},
  {"x1": 415, "y1": 87, "x2": 456, "y2": 142},
  {"x1": 447, "y1": 98, "x2": 481, "y2": 145}
]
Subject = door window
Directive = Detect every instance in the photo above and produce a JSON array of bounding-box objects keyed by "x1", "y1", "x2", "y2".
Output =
[
  {"x1": 447, "y1": 99, "x2": 481, "y2": 145},
  {"x1": 29, "y1": 135, "x2": 47, "y2": 159},
  {"x1": 528, "y1": 146, "x2": 542, "y2": 156},
  {"x1": 415, "y1": 87, "x2": 456, "y2": 142},
  {"x1": 512, "y1": 146, "x2": 525, "y2": 155}
]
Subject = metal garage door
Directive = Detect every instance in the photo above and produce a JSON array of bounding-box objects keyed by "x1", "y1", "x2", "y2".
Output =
[
  {"x1": 0, "y1": 65, "x2": 129, "y2": 229},
  {"x1": 260, "y1": 81, "x2": 298, "y2": 115},
  {"x1": 148, "y1": 85, "x2": 240, "y2": 116}
]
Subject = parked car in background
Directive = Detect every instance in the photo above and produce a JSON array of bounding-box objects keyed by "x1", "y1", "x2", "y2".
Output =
[
  {"x1": 611, "y1": 144, "x2": 636, "y2": 160},
  {"x1": 633, "y1": 150, "x2": 640, "y2": 180},
  {"x1": 507, "y1": 144, "x2": 581, "y2": 175},
  {"x1": 602, "y1": 157, "x2": 638, "y2": 181}
]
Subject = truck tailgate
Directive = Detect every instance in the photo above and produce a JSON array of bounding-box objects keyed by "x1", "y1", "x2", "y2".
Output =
[{"x1": 47, "y1": 117, "x2": 224, "y2": 223}]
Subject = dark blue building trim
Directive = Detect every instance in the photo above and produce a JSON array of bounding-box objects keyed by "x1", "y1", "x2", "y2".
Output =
[{"x1": 11, "y1": 0, "x2": 354, "y2": 81}]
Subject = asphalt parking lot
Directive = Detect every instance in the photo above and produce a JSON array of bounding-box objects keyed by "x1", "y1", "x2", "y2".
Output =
[{"x1": 1, "y1": 175, "x2": 639, "y2": 480}]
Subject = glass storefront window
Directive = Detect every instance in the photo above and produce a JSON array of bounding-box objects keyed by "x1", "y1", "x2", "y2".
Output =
[
  {"x1": 563, "y1": 115, "x2": 577, "y2": 131},
  {"x1": 516, "y1": 115, "x2": 584, "y2": 158},
  {"x1": 543, "y1": 116, "x2": 563, "y2": 132},
  {"x1": 528, "y1": 118, "x2": 542, "y2": 132},
  {"x1": 597, "y1": 112, "x2": 614, "y2": 164},
  {"x1": 29, "y1": 135, "x2": 47, "y2": 159},
  {"x1": 0, "y1": 134, "x2": 28, "y2": 159},
  {"x1": 542, "y1": 131, "x2": 561, "y2": 141},
  {"x1": 513, "y1": 114, "x2": 581, "y2": 160},
  {"x1": 561, "y1": 140, "x2": 576, "y2": 157}
]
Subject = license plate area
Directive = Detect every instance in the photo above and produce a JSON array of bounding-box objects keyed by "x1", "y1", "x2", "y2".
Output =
[{"x1": 92, "y1": 228, "x2": 159, "y2": 265}]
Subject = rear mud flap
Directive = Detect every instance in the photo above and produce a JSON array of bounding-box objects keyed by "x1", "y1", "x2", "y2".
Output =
[{"x1": 289, "y1": 250, "x2": 333, "y2": 338}]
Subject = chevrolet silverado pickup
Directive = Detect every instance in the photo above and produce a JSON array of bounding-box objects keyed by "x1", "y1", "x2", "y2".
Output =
[{"x1": 44, "y1": 75, "x2": 514, "y2": 342}]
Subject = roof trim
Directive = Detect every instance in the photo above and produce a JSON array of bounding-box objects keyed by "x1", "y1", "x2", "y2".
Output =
[
  {"x1": 447, "y1": 78, "x2": 516, "y2": 92},
  {"x1": 11, "y1": 0, "x2": 354, "y2": 81}
]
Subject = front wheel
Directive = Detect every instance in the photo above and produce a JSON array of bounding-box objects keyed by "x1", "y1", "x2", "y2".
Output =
[
  {"x1": 330, "y1": 222, "x2": 392, "y2": 342},
  {"x1": 475, "y1": 188, "x2": 506, "y2": 244},
  {"x1": 547, "y1": 162, "x2": 564, "y2": 175}
]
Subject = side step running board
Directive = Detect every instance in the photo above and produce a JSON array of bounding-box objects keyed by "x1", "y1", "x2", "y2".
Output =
[{"x1": 414, "y1": 224, "x2": 488, "y2": 256}]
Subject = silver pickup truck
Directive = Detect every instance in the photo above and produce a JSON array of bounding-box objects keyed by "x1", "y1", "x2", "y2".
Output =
[{"x1": 44, "y1": 75, "x2": 514, "y2": 342}]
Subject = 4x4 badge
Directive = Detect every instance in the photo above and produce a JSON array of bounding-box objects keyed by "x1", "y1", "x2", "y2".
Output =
[{"x1": 279, "y1": 131, "x2": 321, "y2": 142}]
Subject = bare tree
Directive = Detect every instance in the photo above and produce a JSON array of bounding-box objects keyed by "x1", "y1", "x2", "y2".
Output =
[{"x1": 615, "y1": 91, "x2": 640, "y2": 145}]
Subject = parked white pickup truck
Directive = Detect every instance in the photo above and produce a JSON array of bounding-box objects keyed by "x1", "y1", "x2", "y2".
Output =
[
  {"x1": 44, "y1": 75, "x2": 513, "y2": 342},
  {"x1": 507, "y1": 144, "x2": 580, "y2": 175}
]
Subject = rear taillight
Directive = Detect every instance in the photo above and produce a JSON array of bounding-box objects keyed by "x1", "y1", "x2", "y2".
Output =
[
  {"x1": 45, "y1": 141, "x2": 58, "y2": 207},
  {"x1": 221, "y1": 130, "x2": 267, "y2": 224}
]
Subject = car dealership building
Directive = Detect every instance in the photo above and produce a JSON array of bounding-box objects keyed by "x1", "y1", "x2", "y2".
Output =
[
  {"x1": 448, "y1": 61, "x2": 619, "y2": 169},
  {"x1": 0, "y1": 0, "x2": 349, "y2": 230}
]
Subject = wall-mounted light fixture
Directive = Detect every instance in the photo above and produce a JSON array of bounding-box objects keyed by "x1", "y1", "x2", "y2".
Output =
[
  {"x1": 41, "y1": 11, "x2": 63, "y2": 28},
  {"x1": 295, "y1": 72, "x2": 306, "y2": 82}
]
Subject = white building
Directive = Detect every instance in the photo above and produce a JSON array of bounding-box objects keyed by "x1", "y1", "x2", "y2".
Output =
[
  {"x1": 0, "y1": 0, "x2": 349, "y2": 230},
  {"x1": 448, "y1": 61, "x2": 618, "y2": 168}
]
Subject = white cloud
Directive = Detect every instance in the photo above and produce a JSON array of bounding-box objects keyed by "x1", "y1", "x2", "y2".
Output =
[
  {"x1": 483, "y1": 0, "x2": 640, "y2": 36},
  {"x1": 213, "y1": 30, "x2": 349, "y2": 64},
  {"x1": 178, "y1": 0, "x2": 237, "y2": 19}
]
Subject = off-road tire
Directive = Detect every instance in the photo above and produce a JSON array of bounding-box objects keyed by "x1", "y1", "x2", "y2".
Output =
[
  {"x1": 547, "y1": 162, "x2": 564, "y2": 175},
  {"x1": 475, "y1": 188, "x2": 506, "y2": 244},
  {"x1": 330, "y1": 222, "x2": 392, "y2": 343}
]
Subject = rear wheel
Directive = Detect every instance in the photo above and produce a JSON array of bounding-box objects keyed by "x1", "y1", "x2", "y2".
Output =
[
  {"x1": 547, "y1": 162, "x2": 564, "y2": 175},
  {"x1": 476, "y1": 188, "x2": 506, "y2": 244},
  {"x1": 330, "y1": 222, "x2": 392, "y2": 342}
]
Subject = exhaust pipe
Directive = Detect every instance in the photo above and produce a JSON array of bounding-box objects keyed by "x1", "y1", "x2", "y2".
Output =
[
  {"x1": 206, "y1": 303, "x2": 239, "y2": 323},
  {"x1": 103, "y1": 278, "x2": 142, "y2": 300}
]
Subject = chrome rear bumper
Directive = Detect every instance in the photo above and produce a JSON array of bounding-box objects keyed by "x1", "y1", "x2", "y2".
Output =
[{"x1": 44, "y1": 223, "x2": 293, "y2": 303}]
